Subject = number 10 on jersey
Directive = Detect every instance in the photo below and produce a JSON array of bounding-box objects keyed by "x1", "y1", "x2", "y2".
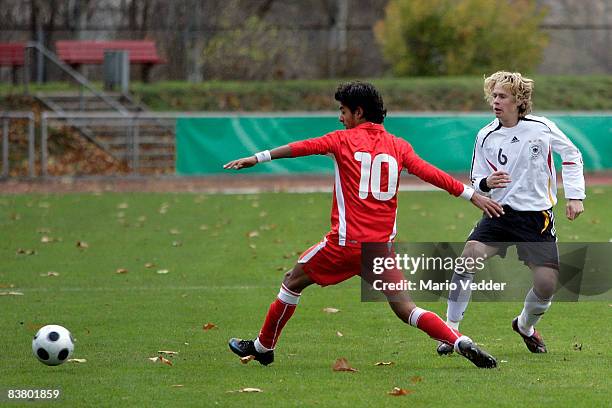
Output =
[{"x1": 354, "y1": 152, "x2": 399, "y2": 201}]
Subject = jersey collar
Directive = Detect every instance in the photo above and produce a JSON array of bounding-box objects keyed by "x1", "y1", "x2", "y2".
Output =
[{"x1": 355, "y1": 122, "x2": 385, "y2": 131}]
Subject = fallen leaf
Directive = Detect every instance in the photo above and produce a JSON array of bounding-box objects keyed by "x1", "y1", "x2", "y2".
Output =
[
  {"x1": 169, "y1": 228, "x2": 180, "y2": 235},
  {"x1": 336, "y1": 331, "x2": 343, "y2": 337},
  {"x1": 40, "y1": 271, "x2": 60, "y2": 277},
  {"x1": 323, "y1": 307, "x2": 340, "y2": 314},
  {"x1": 26, "y1": 323, "x2": 43, "y2": 330},
  {"x1": 374, "y1": 361, "x2": 394, "y2": 366},
  {"x1": 16, "y1": 248, "x2": 36, "y2": 255},
  {"x1": 41, "y1": 236, "x2": 55, "y2": 243},
  {"x1": 410, "y1": 376, "x2": 423, "y2": 384},
  {"x1": 158, "y1": 350, "x2": 179, "y2": 356},
  {"x1": 240, "y1": 355, "x2": 255, "y2": 364},
  {"x1": 247, "y1": 231, "x2": 260, "y2": 238},
  {"x1": 115, "y1": 268, "x2": 128, "y2": 274},
  {"x1": 76, "y1": 241, "x2": 89, "y2": 249},
  {"x1": 156, "y1": 269, "x2": 169, "y2": 274},
  {"x1": 249, "y1": 244, "x2": 257, "y2": 250},
  {"x1": 159, "y1": 203, "x2": 170, "y2": 214},
  {"x1": 203, "y1": 323, "x2": 217, "y2": 330},
  {"x1": 144, "y1": 262, "x2": 155, "y2": 268},
  {"x1": 0, "y1": 291, "x2": 24, "y2": 296},
  {"x1": 239, "y1": 388, "x2": 262, "y2": 393},
  {"x1": 67, "y1": 358, "x2": 87, "y2": 363},
  {"x1": 333, "y1": 358, "x2": 358, "y2": 372},
  {"x1": 388, "y1": 387, "x2": 413, "y2": 396},
  {"x1": 148, "y1": 356, "x2": 173, "y2": 366},
  {"x1": 117, "y1": 202, "x2": 129, "y2": 209}
]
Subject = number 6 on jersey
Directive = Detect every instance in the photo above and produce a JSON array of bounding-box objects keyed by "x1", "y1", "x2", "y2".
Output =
[{"x1": 354, "y1": 152, "x2": 398, "y2": 201}]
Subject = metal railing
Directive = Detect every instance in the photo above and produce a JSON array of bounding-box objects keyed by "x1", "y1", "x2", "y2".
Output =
[
  {"x1": 40, "y1": 111, "x2": 176, "y2": 176},
  {"x1": 0, "y1": 111, "x2": 36, "y2": 178},
  {"x1": 24, "y1": 42, "x2": 129, "y2": 115}
]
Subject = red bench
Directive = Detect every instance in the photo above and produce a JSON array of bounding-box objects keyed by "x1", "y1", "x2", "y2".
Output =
[
  {"x1": 0, "y1": 42, "x2": 25, "y2": 66},
  {"x1": 55, "y1": 40, "x2": 165, "y2": 82},
  {"x1": 0, "y1": 42, "x2": 26, "y2": 83}
]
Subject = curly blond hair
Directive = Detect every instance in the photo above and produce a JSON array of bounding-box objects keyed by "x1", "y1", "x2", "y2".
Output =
[{"x1": 484, "y1": 71, "x2": 534, "y2": 117}]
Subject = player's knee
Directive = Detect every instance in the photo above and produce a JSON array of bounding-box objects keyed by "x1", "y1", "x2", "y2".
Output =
[
  {"x1": 457, "y1": 241, "x2": 486, "y2": 275},
  {"x1": 282, "y1": 264, "x2": 312, "y2": 293}
]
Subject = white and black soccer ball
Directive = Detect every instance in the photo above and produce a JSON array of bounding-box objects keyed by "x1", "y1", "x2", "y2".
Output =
[{"x1": 32, "y1": 325, "x2": 74, "y2": 366}]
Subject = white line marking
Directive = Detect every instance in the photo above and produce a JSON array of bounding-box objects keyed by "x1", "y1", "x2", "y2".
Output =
[{"x1": 10, "y1": 285, "x2": 276, "y2": 292}]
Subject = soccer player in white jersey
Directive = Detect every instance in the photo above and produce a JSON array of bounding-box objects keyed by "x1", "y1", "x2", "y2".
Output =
[
  {"x1": 224, "y1": 81, "x2": 503, "y2": 368},
  {"x1": 437, "y1": 71, "x2": 586, "y2": 355}
]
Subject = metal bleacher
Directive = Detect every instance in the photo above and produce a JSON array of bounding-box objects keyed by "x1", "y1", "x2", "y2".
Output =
[{"x1": 26, "y1": 42, "x2": 175, "y2": 174}]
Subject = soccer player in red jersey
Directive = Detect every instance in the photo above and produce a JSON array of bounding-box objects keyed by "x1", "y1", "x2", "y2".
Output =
[{"x1": 224, "y1": 81, "x2": 504, "y2": 368}]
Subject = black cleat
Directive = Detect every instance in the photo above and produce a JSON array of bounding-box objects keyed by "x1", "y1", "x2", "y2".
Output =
[
  {"x1": 457, "y1": 339, "x2": 497, "y2": 368},
  {"x1": 512, "y1": 318, "x2": 547, "y2": 353},
  {"x1": 437, "y1": 341, "x2": 454, "y2": 356},
  {"x1": 228, "y1": 338, "x2": 274, "y2": 366}
]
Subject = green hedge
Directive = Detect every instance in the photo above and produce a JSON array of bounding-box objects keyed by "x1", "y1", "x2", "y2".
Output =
[{"x1": 2, "y1": 76, "x2": 611, "y2": 111}]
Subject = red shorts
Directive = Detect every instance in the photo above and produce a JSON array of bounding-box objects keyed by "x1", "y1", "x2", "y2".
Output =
[{"x1": 298, "y1": 238, "x2": 361, "y2": 286}]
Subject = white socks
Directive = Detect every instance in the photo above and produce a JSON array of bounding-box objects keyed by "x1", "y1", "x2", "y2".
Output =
[
  {"x1": 254, "y1": 338, "x2": 272, "y2": 353},
  {"x1": 517, "y1": 288, "x2": 552, "y2": 337},
  {"x1": 445, "y1": 271, "x2": 475, "y2": 328},
  {"x1": 453, "y1": 335, "x2": 472, "y2": 353}
]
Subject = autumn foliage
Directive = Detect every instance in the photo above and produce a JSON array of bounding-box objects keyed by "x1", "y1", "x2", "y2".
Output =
[{"x1": 374, "y1": 0, "x2": 548, "y2": 76}]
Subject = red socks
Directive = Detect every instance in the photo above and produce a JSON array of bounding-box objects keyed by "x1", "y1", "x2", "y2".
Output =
[
  {"x1": 409, "y1": 307, "x2": 461, "y2": 346},
  {"x1": 256, "y1": 290, "x2": 461, "y2": 351},
  {"x1": 256, "y1": 284, "x2": 301, "y2": 350}
]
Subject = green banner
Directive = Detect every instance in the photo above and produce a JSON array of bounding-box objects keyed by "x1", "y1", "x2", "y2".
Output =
[{"x1": 176, "y1": 114, "x2": 612, "y2": 174}]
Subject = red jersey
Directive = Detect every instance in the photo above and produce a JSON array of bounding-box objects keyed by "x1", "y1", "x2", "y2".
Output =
[{"x1": 289, "y1": 122, "x2": 466, "y2": 247}]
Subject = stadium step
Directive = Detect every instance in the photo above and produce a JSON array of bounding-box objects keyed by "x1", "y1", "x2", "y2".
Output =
[{"x1": 36, "y1": 91, "x2": 175, "y2": 174}]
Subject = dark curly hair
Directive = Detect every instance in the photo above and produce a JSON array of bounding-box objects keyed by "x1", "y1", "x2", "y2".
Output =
[{"x1": 334, "y1": 81, "x2": 387, "y2": 124}]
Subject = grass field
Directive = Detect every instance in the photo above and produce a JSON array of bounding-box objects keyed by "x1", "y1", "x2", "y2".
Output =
[{"x1": 1, "y1": 188, "x2": 610, "y2": 407}]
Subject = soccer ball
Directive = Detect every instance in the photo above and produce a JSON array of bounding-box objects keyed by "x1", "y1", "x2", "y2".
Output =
[{"x1": 32, "y1": 325, "x2": 74, "y2": 366}]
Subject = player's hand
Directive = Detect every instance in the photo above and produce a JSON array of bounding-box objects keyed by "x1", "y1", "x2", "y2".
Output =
[
  {"x1": 486, "y1": 171, "x2": 511, "y2": 188},
  {"x1": 565, "y1": 199, "x2": 584, "y2": 220},
  {"x1": 223, "y1": 156, "x2": 258, "y2": 170},
  {"x1": 470, "y1": 193, "x2": 505, "y2": 218}
]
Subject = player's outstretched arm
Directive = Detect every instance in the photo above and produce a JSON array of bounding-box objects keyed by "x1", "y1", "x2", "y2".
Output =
[
  {"x1": 223, "y1": 145, "x2": 292, "y2": 170},
  {"x1": 470, "y1": 192, "x2": 504, "y2": 218}
]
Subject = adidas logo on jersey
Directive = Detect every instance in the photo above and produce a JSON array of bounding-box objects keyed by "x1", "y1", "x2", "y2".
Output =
[{"x1": 511, "y1": 136, "x2": 520, "y2": 143}]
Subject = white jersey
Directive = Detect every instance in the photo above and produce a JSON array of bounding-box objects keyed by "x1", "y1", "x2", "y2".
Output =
[{"x1": 470, "y1": 114, "x2": 585, "y2": 211}]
